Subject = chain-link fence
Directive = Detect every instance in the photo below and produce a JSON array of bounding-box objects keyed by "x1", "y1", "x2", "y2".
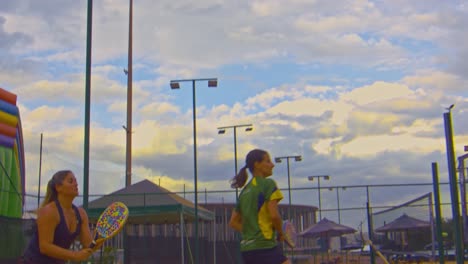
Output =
[{"x1": 1, "y1": 181, "x2": 465, "y2": 263}]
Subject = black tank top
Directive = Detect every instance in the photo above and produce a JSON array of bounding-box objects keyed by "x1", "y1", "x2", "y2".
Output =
[{"x1": 23, "y1": 200, "x2": 82, "y2": 264}]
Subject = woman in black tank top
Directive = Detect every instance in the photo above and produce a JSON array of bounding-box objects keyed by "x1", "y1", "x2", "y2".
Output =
[{"x1": 22, "y1": 170, "x2": 102, "y2": 263}]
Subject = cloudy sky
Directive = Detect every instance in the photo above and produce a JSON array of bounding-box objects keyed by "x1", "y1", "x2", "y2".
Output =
[{"x1": 2, "y1": 0, "x2": 467, "y2": 229}]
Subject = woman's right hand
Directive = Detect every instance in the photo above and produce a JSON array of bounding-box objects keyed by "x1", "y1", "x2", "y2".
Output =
[{"x1": 73, "y1": 248, "x2": 94, "y2": 261}]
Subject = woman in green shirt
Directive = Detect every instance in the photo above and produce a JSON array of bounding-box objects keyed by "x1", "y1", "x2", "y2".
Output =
[{"x1": 229, "y1": 149, "x2": 291, "y2": 264}]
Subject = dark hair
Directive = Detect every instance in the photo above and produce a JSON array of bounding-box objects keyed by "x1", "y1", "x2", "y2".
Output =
[
  {"x1": 230, "y1": 149, "x2": 268, "y2": 188},
  {"x1": 40, "y1": 170, "x2": 72, "y2": 208}
]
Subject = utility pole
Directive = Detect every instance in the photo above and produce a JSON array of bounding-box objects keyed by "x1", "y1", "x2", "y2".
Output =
[
  {"x1": 125, "y1": 0, "x2": 133, "y2": 188},
  {"x1": 37, "y1": 133, "x2": 43, "y2": 208}
]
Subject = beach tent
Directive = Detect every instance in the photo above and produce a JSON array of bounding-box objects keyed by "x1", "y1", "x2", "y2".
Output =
[{"x1": 375, "y1": 213, "x2": 430, "y2": 251}]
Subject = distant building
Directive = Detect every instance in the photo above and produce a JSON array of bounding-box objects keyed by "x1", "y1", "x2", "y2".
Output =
[{"x1": 202, "y1": 203, "x2": 317, "y2": 241}]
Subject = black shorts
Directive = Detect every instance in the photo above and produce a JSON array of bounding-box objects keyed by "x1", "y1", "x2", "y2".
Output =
[{"x1": 241, "y1": 246, "x2": 288, "y2": 264}]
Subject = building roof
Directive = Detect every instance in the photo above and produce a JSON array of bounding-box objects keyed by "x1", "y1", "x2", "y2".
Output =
[{"x1": 87, "y1": 179, "x2": 214, "y2": 224}]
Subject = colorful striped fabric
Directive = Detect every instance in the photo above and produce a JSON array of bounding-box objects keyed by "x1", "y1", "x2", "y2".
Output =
[{"x1": 0, "y1": 87, "x2": 24, "y2": 219}]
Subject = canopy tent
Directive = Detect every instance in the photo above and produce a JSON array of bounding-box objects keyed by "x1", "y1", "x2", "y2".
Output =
[
  {"x1": 300, "y1": 217, "x2": 357, "y2": 239},
  {"x1": 300, "y1": 217, "x2": 357, "y2": 252},
  {"x1": 375, "y1": 213, "x2": 431, "y2": 251},
  {"x1": 87, "y1": 179, "x2": 214, "y2": 223},
  {"x1": 300, "y1": 218, "x2": 357, "y2": 263},
  {"x1": 375, "y1": 213, "x2": 430, "y2": 232}
]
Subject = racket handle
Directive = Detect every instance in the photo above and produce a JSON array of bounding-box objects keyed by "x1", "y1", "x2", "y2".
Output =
[{"x1": 89, "y1": 240, "x2": 97, "y2": 248}]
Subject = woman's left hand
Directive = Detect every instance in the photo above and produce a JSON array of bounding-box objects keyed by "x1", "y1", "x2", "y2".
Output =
[
  {"x1": 89, "y1": 229, "x2": 105, "y2": 251},
  {"x1": 91, "y1": 239, "x2": 105, "y2": 251}
]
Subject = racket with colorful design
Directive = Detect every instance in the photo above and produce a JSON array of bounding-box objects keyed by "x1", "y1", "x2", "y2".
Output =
[
  {"x1": 282, "y1": 220, "x2": 297, "y2": 248},
  {"x1": 90, "y1": 202, "x2": 129, "y2": 248}
]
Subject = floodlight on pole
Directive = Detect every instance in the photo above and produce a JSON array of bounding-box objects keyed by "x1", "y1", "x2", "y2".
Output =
[
  {"x1": 170, "y1": 82, "x2": 180, "y2": 89},
  {"x1": 208, "y1": 79, "x2": 218, "y2": 87},
  {"x1": 328, "y1": 186, "x2": 346, "y2": 224},
  {"x1": 217, "y1": 124, "x2": 253, "y2": 200},
  {"x1": 170, "y1": 77, "x2": 218, "y2": 264},
  {"x1": 308, "y1": 175, "x2": 331, "y2": 220},
  {"x1": 275, "y1": 155, "x2": 302, "y2": 219}
]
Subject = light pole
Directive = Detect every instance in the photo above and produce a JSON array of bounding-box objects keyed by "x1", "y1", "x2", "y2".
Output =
[
  {"x1": 458, "y1": 145, "x2": 468, "y2": 243},
  {"x1": 217, "y1": 124, "x2": 253, "y2": 200},
  {"x1": 329, "y1": 186, "x2": 346, "y2": 249},
  {"x1": 308, "y1": 175, "x2": 330, "y2": 220},
  {"x1": 37, "y1": 133, "x2": 43, "y2": 208},
  {"x1": 275, "y1": 155, "x2": 302, "y2": 219},
  {"x1": 82, "y1": 0, "x2": 93, "y2": 212},
  {"x1": 365, "y1": 185, "x2": 376, "y2": 264},
  {"x1": 443, "y1": 105, "x2": 464, "y2": 264},
  {"x1": 170, "y1": 78, "x2": 217, "y2": 264},
  {"x1": 328, "y1": 186, "x2": 346, "y2": 224}
]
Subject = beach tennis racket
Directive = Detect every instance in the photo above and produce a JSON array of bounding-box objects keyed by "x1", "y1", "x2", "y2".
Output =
[
  {"x1": 282, "y1": 220, "x2": 297, "y2": 248},
  {"x1": 89, "y1": 202, "x2": 129, "y2": 248},
  {"x1": 359, "y1": 224, "x2": 389, "y2": 264}
]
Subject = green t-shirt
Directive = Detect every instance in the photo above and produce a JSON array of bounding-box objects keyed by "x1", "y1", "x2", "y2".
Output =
[{"x1": 235, "y1": 176, "x2": 284, "y2": 252}]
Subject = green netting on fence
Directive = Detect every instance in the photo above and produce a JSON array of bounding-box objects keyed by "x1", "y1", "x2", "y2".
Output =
[{"x1": 0, "y1": 216, "x2": 35, "y2": 262}]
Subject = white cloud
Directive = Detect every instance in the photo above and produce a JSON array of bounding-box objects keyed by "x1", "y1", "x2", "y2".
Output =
[
  {"x1": 267, "y1": 98, "x2": 331, "y2": 116},
  {"x1": 140, "y1": 102, "x2": 179, "y2": 117},
  {"x1": 295, "y1": 15, "x2": 365, "y2": 34},
  {"x1": 250, "y1": 1, "x2": 280, "y2": 17},
  {"x1": 340, "y1": 81, "x2": 414, "y2": 106},
  {"x1": 403, "y1": 70, "x2": 468, "y2": 93},
  {"x1": 20, "y1": 105, "x2": 80, "y2": 132},
  {"x1": 340, "y1": 134, "x2": 444, "y2": 158},
  {"x1": 132, "y1": 120, "x2": 189, "y2": 156}
]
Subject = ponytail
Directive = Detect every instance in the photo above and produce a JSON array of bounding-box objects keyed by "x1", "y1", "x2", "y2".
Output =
[
  {"x1": 229, "y1": 149, "x2": 269, "y2": 189},
  {"x1": 230, "y1": 166, "x2": 249, "y2": 188}
]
